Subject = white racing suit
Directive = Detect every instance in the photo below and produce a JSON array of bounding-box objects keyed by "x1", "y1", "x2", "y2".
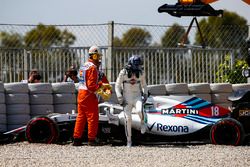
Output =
[{"x1": 115, "y1": 68, "x2": 148, "y2": 145}]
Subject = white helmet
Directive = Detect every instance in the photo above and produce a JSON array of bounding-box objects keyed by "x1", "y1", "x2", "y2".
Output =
[{"x1": 88, "y1": 45, "x2": 101, "y2": 55}]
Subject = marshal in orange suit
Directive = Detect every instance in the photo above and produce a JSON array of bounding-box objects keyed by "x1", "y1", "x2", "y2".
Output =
[{"x1": 73, "y1": 45, "x2": 111, "y2": 146}]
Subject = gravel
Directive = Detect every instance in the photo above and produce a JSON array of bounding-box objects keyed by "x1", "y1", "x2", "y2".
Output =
[{"x1": 0, "y1": 142, "x2": 249, "y2": 167}]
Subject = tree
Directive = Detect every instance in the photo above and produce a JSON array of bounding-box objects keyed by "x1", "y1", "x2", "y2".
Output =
[
  {"x1": 161, "y1": 23, "x2": 189, "y2": 47},
  {"x1": 113, "y1": 36, "x2": 122, "y2": 47},
  {"x1": 121, "y1": 27, "x2": 152, "y2": 47},
  {"x1": 60, "y1": 30, "x2": 76, "y2": 47},
  {"x1": 24, "y1": 24, "x2": 76, "y2": 48},
  {"x1": 0, "y1": 32, "x2": 23, "y2": 48},
  {"x1": 195, "y1": 10, "x2": 248, "y2": 50}
]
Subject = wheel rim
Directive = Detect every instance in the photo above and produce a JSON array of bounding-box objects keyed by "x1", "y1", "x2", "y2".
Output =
[
  {"x1": 26, "y1": 117, "x2": 58, "y2": 143},
  {"x1": 211, "y1": 121, "x2": 241, "y2": 145}
]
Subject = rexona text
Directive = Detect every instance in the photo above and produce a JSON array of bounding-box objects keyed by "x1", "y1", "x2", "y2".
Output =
[{"x1": 156, "y1": 123, "x2": 189, "y2": 133}]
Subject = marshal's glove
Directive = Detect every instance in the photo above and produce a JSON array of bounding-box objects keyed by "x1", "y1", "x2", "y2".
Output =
[
  {"x1": 102, "y1": 83, "x2": 112, "y2": 90},
  {"x1": 96, "y1": 84, "x2": 112, "y2": 101}
]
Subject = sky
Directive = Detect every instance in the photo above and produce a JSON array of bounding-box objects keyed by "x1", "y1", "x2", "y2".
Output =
[{"x1": 0, "y1": 0, "x2": 250, "y2": 26}]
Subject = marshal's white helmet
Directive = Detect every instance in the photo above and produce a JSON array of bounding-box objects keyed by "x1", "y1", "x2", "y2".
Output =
[{"x1": 88, "y1": 45, "x2": 101, "y2": 55}]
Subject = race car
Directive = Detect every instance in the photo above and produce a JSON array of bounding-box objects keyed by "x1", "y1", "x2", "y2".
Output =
[{"x1": 1, "y1": 90, "x2": 250, "y2": 146}]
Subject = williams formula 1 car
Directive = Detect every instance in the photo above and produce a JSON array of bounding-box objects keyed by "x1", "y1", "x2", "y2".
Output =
[{"x1": 1, "y1": 90, "x2": 250, "y2": 146}]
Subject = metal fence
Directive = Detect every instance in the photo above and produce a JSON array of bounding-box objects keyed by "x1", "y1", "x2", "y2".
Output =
[
  {"x1": 0, "y1": 47, "x2": 236, "y2": 84},
  {"x1": 0, "y1": 22, "x2": 249, "y2": 84}
]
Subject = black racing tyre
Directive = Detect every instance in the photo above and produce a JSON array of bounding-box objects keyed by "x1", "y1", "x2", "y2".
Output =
[
  {"x1": 210, "y1": 118, "x2": 245, "y2": 146},
  {"x1": 25, "y1": 116, "x2": 59, "y2": 144}
]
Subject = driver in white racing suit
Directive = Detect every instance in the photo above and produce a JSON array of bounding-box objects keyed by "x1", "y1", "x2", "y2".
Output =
[{"x1": 115, "y1": 55, "x2": 148, "y2": 147}]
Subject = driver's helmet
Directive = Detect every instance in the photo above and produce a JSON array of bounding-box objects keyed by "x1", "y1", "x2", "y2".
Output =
[{"x1": 128, "y1": 55, "x2": 143, "y2": 70}]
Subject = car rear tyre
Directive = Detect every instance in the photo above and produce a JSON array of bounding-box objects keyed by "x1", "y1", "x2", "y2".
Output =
[
  {"x1": 210, "y1": 118, "x2": 245, "y2": 146},
  {"x1": 25, "y1": 116, "x2": 59, "y2": 144}
]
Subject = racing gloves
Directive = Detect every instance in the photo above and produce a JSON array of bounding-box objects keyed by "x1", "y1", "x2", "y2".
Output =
[{"x1": 117, "y1": 96, "x2": 124, "y2": 106}]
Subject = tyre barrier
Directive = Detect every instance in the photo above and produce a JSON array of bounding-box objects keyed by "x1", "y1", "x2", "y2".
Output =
[
  {"x1": 29, "y1": 94, "x2": 53, "y2": 105},
  {"x1": 54, "y1": 104, "x2": 77, "y2": 114},
  {"x1": 6, "y1": 104, "x2": 30, "y2": 115},
  {"x1": 188, "y1": 83, "x2": 211, "y2": 94},
  {"x1": 28, "y1": 83, "x2": 52, "y2": 94},
  {"x1": 148, "y1": 84, "x2": 167, "y2": 96},
  {"x1": 232, "y1": 84, "x2": 250, "y2": 92},
  {"x1": 165, "y1": 83, "x2": 189, "y2": 94},
  {"x1": 5, "y1": 83, "x2": 30, "y2": 131},
  {"x1": 30, "y1": 105, "x2": 54, "y2": 117},
  {"x1": 29, "y1": 83, "x2": 54, "y2": 118},
  {"x1": 4, "y1": 82, "x2": 29, "y2": 93},
  {"x1": 52, "y1": 83, "x2": 77, "y2": 114},
  {"x1": 52, "y1": 82, "x2": 75, "y2": 93},
  {"x1": 53, "y1": 93, "x2": 76, "y2": 104},
  {"x1": 210, "y1": 83, "x2": 233, "y2": 93},
  {"x1": 5, "y1": 94, "x2": 29, "y2": 104}
]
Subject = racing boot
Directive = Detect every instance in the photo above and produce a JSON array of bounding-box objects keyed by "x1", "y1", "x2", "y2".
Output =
[
  {"x1": 72, "y1": 138, "x2": 82, "y2": 146},
  {"x1": 127, "y1": 136, "x2": 132, "y2": 148},
  {"x1": 127, "y1": 140, "x2": 132, "y2": 148}
]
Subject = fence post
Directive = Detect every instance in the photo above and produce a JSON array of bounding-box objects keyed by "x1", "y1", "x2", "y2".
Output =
[
  {"x1": 107, "y1": 21, "x2": 114, "y2": 82},
  {"x1": 24, "y1": 49, "x2": 28, "y2": 80}
]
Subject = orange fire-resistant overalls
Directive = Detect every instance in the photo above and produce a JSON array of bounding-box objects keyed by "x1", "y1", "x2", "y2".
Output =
[{"x1": 73, "y1": 60, "x2": 101, "y2": 141}]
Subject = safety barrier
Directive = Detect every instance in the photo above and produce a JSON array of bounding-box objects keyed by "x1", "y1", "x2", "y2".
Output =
[{"x1": 0, "y1": 82, "x2": 250, "y2": 132}]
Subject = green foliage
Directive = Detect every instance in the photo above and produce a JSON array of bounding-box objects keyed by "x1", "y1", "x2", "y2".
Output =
[
  {"x1": 120, "y1": 27, "x2": 152, "y2": 47},
  {"x1": 113, "y1": 37, "x2": 122, "y2": 47},
  {"x1": 60, "y1": 30, "x2": 76, "y2": 47},
  {"x1": 0, "y1": 24, "x2": 76, "y2": 48},
  {"x1": 24, "y1": 24, "x2": 76, "y2": 48},
  {"x1": 161, "y1": 23, "x2": 189, "y2": 47},
  {"x1": 0, "y1": 32, "x2": 23, "y2": 48},
  {"x1": 216, "y1": 55, "x2": 248, "y2": 83},
  {"x1": 195, "y1": 10, "x2": 248, "y2": 50}
]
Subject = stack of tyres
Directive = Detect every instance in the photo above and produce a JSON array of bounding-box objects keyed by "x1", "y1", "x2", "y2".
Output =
[
  {"x1": 165, "y1": 83, "x2": 189, "y2": 95},
  {"x1": 0, "y1": 82, "x2": 6, "y2": 132},
  {"x1": 4, "y1": 83, "x2": 30, "y2": 131},
  {"x1": 52, "y1": 82, "x2": 77, "y2": 114},
  {"x1": 188, "y1": 83, "x2": 211, "y2": 102},
  {"x1": 232, "y1": 83, "x2": 250, "y2": 93},
  {"x1": 147, "y1": 84, "x2": 168, "y2": 96},
  {"x1": 210, "y1": 83, "x2": 233, "y2": 109},
  {"x1": 29, "y1": 83, "x2": 54, "y2": 118}
]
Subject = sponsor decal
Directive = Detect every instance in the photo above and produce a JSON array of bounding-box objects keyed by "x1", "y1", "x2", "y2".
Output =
[
  {"x1": 239, "y1": 110, "x2": 250, "y2": 116},
  {"x1": 147, "y1": 122, "x2": 189, "y2": 133},
  {"x1": 79, "y1": 70, "x2": 83, "y2": 77},
  {"x1": 161, "y1": 108, "x2": 199, "y2": 115},
  {"x1": 147, "y1": 122, "x2": 156, "y2": 131}
]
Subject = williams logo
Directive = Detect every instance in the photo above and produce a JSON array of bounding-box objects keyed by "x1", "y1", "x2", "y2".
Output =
[
  {"x1": 148, "y1": 122, "x2": 189, "y2": 133},
  {"x1": 161, "y1": 108, "x2": 198, "y2": 115}
]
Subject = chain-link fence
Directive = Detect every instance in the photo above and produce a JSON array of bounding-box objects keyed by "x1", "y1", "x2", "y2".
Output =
[{"x1": 0, "y1": 22, "x2": 249, "y2": 84}]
